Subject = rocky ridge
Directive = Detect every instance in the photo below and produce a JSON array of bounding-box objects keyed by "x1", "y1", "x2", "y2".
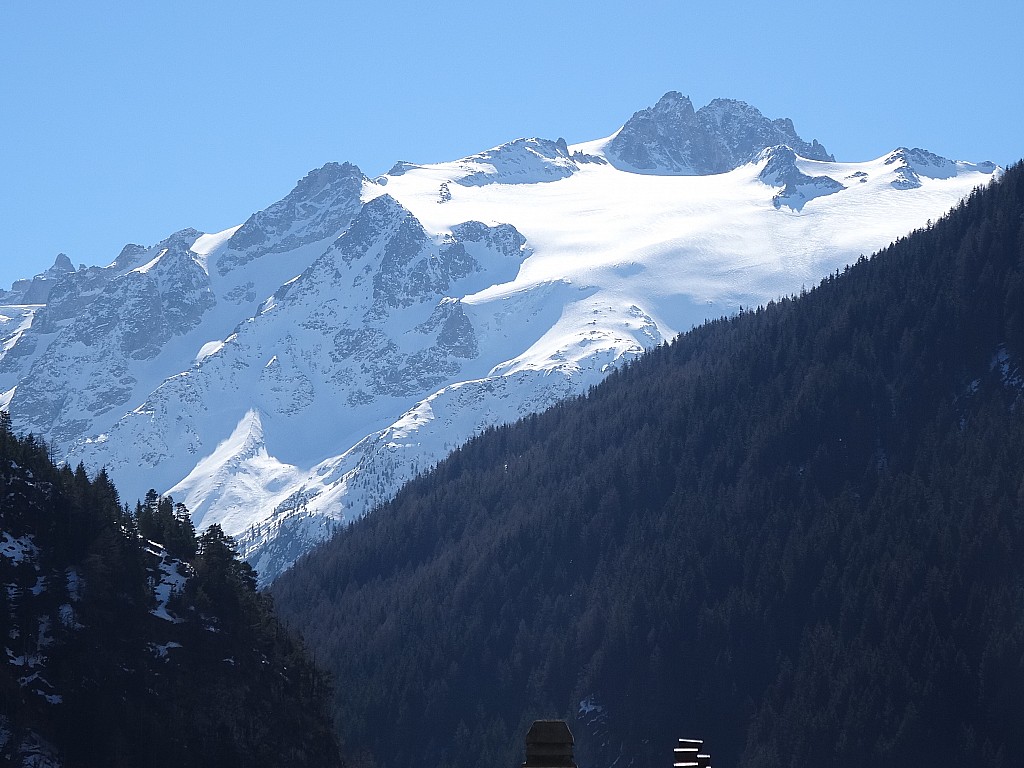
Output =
[{"x1": 606, "y1": 91, "x2": 834, "y2": 174}]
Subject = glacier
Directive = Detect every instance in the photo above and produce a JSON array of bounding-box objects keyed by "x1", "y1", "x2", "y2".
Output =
[{"x1": 0, "y1": 92, "x2": 1000, "y2": 582}]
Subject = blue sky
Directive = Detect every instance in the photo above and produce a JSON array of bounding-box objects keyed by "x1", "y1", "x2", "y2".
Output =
[{"x1": 1, "y1": 1, "x2": 1021, "y2": 289}]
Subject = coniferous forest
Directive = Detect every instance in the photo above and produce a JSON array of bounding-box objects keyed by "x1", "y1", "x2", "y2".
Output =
[
  {"x1": 0, "y1": 415, "x2": 340, "y2": 767},
  {"x1": 272, "y1": 161, "x2": 1024, "y2": 768}
]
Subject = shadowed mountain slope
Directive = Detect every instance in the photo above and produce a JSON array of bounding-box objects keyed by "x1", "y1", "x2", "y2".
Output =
[{"x1": 273, "y1": 159, "x2": 1024, "y2": 768}]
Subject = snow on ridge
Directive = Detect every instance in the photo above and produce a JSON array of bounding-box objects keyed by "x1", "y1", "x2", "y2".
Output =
[
  {"x1": 132, "y1": 249, "x2": 169, "y2": 275},
  {"x1": 883, "y1": 147, "x2": 1000, "y2": 190},
  {"x1": 452, "y1": 137, "x2": 582, "y2": 186},
  {"x1": 191, "y1": 225, "x2": 243, "y2": 257}
]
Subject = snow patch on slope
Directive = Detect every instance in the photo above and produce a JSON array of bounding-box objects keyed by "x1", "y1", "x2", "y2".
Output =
[{"x1": 168, "y1": 409, "x2": 303, "y2": 534}]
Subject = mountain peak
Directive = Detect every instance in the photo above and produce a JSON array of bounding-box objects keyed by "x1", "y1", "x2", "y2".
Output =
[
  {"x1": 606, "y1": 91, "x2": 833, "y2": 175},
  {"x1": 650, "y1": 90, "x2": 697, "y2": 118},
  {"x1": 50, "y1": 253, "x2": 74, "y2": 275},
  {"x1": 216, "y1": 161, "x2": 366, "y2": 274},
  {"x1": 292, "y1": 161, "x2": 364, "y2": 197}
]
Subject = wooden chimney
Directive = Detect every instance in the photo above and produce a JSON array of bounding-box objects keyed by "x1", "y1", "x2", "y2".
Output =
[{"x1": 522, "y1": 720, "x2": 576, "y2": 768}]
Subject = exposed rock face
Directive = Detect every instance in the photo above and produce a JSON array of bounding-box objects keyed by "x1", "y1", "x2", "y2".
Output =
[
  {"x1": 9, "y1": 234, "x2": 215, "y2": 445},
  {"x1": 455, "y1": 137, "x2": 592, "y2": 186},
  {"x1": 883, "y1": 147, "x2": 997, "y2": 190},
  {"x1": 75, "y1": 195, "x2": 534, "y2": 563},
  {"x1": 607, "y1": 91, "x2": 833, "y2": 174},
  {"x1": 3, "y1": 252, "x2": 82, "y2": 305},
  {"x1": 758, "y1": 146, "x2": 845, "y2": 210}
]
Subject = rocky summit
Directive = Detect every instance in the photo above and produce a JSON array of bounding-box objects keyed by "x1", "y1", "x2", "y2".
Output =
[{"x1": 606, "y1": 91, "x2": 834, "y2": 174}]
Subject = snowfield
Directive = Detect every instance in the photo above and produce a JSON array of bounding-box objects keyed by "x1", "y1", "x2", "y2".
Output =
[{"x1": 0, "y1": 94, "x2": 1000, "y2": 581}]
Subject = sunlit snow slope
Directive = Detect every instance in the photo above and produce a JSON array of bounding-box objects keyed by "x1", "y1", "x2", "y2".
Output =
[{"x1": 0, "y1": 93, "x2": 999, "y2": 582}]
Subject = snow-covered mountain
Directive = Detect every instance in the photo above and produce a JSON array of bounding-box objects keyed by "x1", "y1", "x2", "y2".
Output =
[{"x1": 0, "y1": 92, "x2": 1000, "y2": 582}]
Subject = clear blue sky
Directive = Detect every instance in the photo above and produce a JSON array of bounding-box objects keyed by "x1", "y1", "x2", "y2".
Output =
[{"x1": 2, "y1": 1, "x2": 1021, "y2": 289}]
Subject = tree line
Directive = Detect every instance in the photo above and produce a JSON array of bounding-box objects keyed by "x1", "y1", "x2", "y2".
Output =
[{"x1": 0, "y1": 413, "x2": 340, "y2": 767}]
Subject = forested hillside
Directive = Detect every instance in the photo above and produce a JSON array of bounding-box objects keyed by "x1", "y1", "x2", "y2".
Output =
[
  {"x1": 273, "y1": 160, "x2": 1024, "y2": 768},
  {"x1": 0, "y1": 415, "x2": 340, "y2": 767}
]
